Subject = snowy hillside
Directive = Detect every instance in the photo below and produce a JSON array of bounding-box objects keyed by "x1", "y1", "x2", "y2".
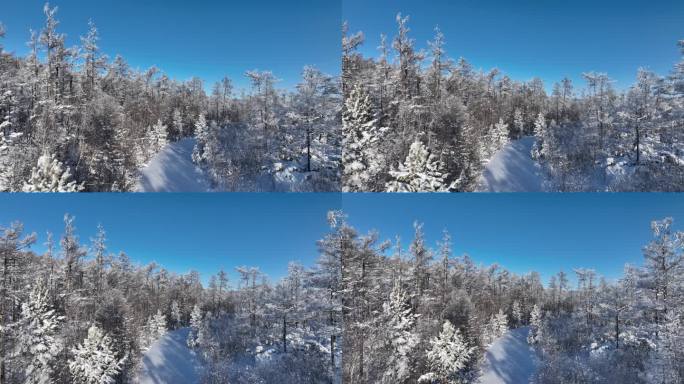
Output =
[
  {"x1": 135, "y1": 138, "x2": 210, "y2": 192},
  {"x1": 477, "y1": 327, "x2": 538, "y2": 384},
  {"x1": 136, "y1": 328, "x2": 202, "y2": 384},
  {"x1": 477, "y1": 137, "x2": 544, "y2": 192}
]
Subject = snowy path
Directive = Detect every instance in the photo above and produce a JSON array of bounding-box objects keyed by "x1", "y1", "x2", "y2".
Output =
[
  {"x1": 476, "y1": 327, "x2": 538, "y2": 384},
  {"x1": 136, "y1": 328, "x2": 202, "y2": 384},
  {"x1": 477, "y1": 137, "x2": 544, "y2": 192},
  {"x1": 135, "y1": 138, "x2": 210, "y2": 192}
]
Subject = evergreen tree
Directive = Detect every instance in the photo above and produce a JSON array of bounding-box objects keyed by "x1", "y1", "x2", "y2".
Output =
[
  {"x1": 420, "y1": 321, "x2": 474, "y2": 384},
  {"x1": 382, "y1": 283, "x2": 419, "y2": 383},
  {"x1": 386, "y1": 140, "x2": 452, "y2": 192},
  {"x1": 342, "y1": 85, "x2": 382, "y2": 191},
  {"x1": 22, "y1": 154, "x2": 83, "y2": 192},
  {"x1": 69, "y1": 326, "x2": 123, "y2": 384},
  {"x1": 15, "y1": 283, "x2": 63, "y2": 384}
]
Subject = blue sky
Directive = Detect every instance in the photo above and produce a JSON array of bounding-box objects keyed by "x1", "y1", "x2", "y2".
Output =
[
  {"x1": 344, "y1": 0, "x2": 684, "y2": 90},
  {"x1": 1, "y1": 193, "x2": 682, "y2": 287},
  {"x1": 342, "y1": 193, "x2": 684, "y2": 285},
  {"x1": 1, "y1": 0, "x2": 340, "y2": 91},
  {"x1": 0, "y1": 193, "x2": 342, "y2": 285}
]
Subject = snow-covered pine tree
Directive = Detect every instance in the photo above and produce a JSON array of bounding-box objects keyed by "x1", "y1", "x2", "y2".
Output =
[
  {"x1": 385, "y1": 140, "x2": 452, "y2": 192},
  {"x1": 513, "y1": 108, "x2": 525, "y2": 139},
  {"x1": 491, "y1": 118, "x2": 509, "y2": 155},
  {"x1": 69, "y1": 325, "x2": 124, "y2": 384},
  {"x1": 152, "y1": 119, "x2": 168, "y2": 154},
  {"x1": 22, "y1": 153, "x2": 83, "y2": 192},
  {"x1": 192, "y1": 114, "x2": 208, "y2": 165},
  {"x1": 342, "y1": 85, "x2": 383, "y2": 191},
  {"x1": 420, "y1": 320, "x2": 474, "y2": 383},
  {"x1": 532, "y1": 112, "x2": 547, "y2": 159},
  {"x1": 528, "y1": 304, "x2": 542, "y2": 345},
  {"x1": 152, "y1": 309, "x2": 167, "y2": 340},
  {"x1": 15, "y1": 283, "x2": 63, "y2": 384},
  {"x1": 171, "y1": 301, "x2": 181, "y2": 329},
  {"x1": 483, "y1": 309, "x2": 508, "y2": 346},
  {"x1": 140, "y1": 310, "x2": 167, "y2": 351},
  {"x1": 187, "y1": 304, "x2": 202, "y2": 349},
  {"x1": 382, "y1": 283, "x2": 419, "y2": 383},
  {"x1": 511, "y1": 300, "x2": 522, "y2": 327}
]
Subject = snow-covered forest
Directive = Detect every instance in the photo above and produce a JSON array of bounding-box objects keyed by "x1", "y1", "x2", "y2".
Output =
[
  {"x1": 0, "y1": 214, "x2": 342, "y2": 383},
  {"x1": 0, "y1": 4, "x2": 341, "y2": 192},
  {"x1": 342, "y1": 15, "x2": 684, "y2": 192},
  {"x1": 335, "y1": 212, "x2": 683, "y2": 383}
]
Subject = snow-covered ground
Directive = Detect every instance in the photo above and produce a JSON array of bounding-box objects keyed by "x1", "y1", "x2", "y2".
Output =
[
  {"x1": 477, "y1": 137, "x2": 544, "y2": 192},
  {"x1": 135, "y1": 138, "x2": 210, "y2": 192},
  {"x1": 476, "y1": 327, "x2": 538, "y2": 384},
  {"x1": 136, "y1": 328, "x2": 202, "y2": 384}
]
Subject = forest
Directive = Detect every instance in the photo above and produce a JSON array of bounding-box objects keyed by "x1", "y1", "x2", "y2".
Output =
[
  {"x1": 0, "y1": 214, "x2": 342, "y2": 383},
  {"x1": 0, "y1": 4, "x2": 341, "y2": 192},
  {"x1": 332, "y1": 212, "x2": 683, "y2": 384},
  {"x1": 342, "y1": 14, "x2": 684, "y2": 192},
  {"x1": 1, "y1": 210, "x2": 681, "y2": 383}
]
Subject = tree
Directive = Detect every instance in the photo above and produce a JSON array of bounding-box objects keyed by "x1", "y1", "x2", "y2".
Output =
[
  {"x1": 491, "y1": 118, "x2": 509, "y2": 154},
  {"x1": 191, "y1": 113, "x2": 208, "y2": 165},
  {"x1": 511, "y1": 300, "x2": 522, "y2": 327},
  {"x1": 527, "y1": 304, "x2": 542, "y2": 345},
  {"x1": 532, "y1": 112, "x2": 547, "y2": 159},
  {"x1": 14, "y1": 283, "x2": 63, "y2": 384},
  {"x1": 69, "y1": 326, "x2": 123, "y2": 384},
  {"x1": 152, "y1": 119, "x2": 168, "y2": 153},
  {"x1": 513, "y1": 108, "x2": 525, "y2": 139},
  {"x1": 483, "y1": 309, "x2": 508, "y2": 345},
  {"x1": 385, "y1": 140, "x2": 452, "y2": 192},
  {"x1": 186, "y1": 304, "x2": 202, "y2": 349},
  {"x1": 171, "y1": 301, "x2": 181, "y2": 329},
  {"x1": 420, "y1": 321, "x2": 475, "y2": 384},
  {"x1": 342, "y1": 85, "x2": 383, "y2": 191},
  {"x1": 382, "y1": 283, "x2": 419, "y2": 383},
  {"x1": 141, "y1": 310, "x2": 167, "y2": 351},
  {"x1": 22, "y1": 154, "x2": 83, "y2": 192}
]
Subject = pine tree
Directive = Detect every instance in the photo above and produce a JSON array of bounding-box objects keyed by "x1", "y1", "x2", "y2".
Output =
[
  {"x1": 69, "y1": 325, "x2": 123, "y2": 384},
  {"x1": 171, "y1": 301, "x2": 181, "y2": 329},
  {"x1": 385, "y1": 140, "x2": 452, "y2": 192},
  {"x1": 342, "y1": 85, "x2": 383, "y2": 191},
  {"x1": 22, "y1": 153, "x2": 83, "y2": 192},
  {"x1": 511, "y1": 300, "x2": 522, "y2": 327},
  {"x1": 382, "y1": 283, "x2": 419, "y2": 383},
  {"x1": 492, "y1": 118, "x2": 509, "y2": 154},
  {"x1": 532, "y1": 112, "x2": 547, "y2": 159},
  {"x1": 514, "y1": 108, "x2": 525, "y2": 139},
  {"x1": 420, "y1": 321, "x2": 474, "y2": 384},
  {"x1": 483, "y1": 309, "x2": 508, "y2": 345},
  {"x1": 528, "y1": 304, "x2": 542, "y2": 345},
  {"x1": 15, "y1": 283, "x2": 63, "y2": 384},
  {"x1": 192, "y1": 114, "x2": 208, "y2": 165},
  {"x1": 152, "y1": 119, "x2": 168, "y2": 154},
  {"x1": 187, "y1": 304, "x2": 202, "y2": 349}
]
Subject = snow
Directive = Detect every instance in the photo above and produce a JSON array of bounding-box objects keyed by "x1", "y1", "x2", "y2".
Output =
[
  {"x1": 136, "y1": 328, "x2": 202, "y2": 384},
  {"x1": 477, "y1": 137, "x2": 544, "y2": 192},
  {"x1": 135, "y1": 138, "x2": 210, "y2": 192},
  {"x1": 476, "y1": 327, "x2": 538, "y2": 384}
]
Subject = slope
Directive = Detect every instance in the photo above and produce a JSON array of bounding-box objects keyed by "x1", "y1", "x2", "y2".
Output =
[
  {"x1": 135, "y1": 138, "x2": 210, "y2": 192},
  {"x1": 136, "y1": 328, "x2": 202, "y2": 384},
  {"x1": 476, "y1": 327, "x2": 538, "y2": 384},
  {"x1": 476, "y1": 137, "x2": 544, "y2": 192}
]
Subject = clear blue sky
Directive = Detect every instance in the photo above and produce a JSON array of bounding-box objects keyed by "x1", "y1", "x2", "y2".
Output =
[
  {"x1": 0, "y1": 194, "x2": 342, "y2": 286},
  {"x1": 2, "y1": 193, "x2": 682, "y2": 288},
  {"x1": 342, "y1": 193, "x2": 684, "y2": 285},
  {"x1": 1, "y1": 0, "x2": 340, "y2": 91},
  {"x1": 344, "y1": 0, "x2": 684, "y2": 90}
]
